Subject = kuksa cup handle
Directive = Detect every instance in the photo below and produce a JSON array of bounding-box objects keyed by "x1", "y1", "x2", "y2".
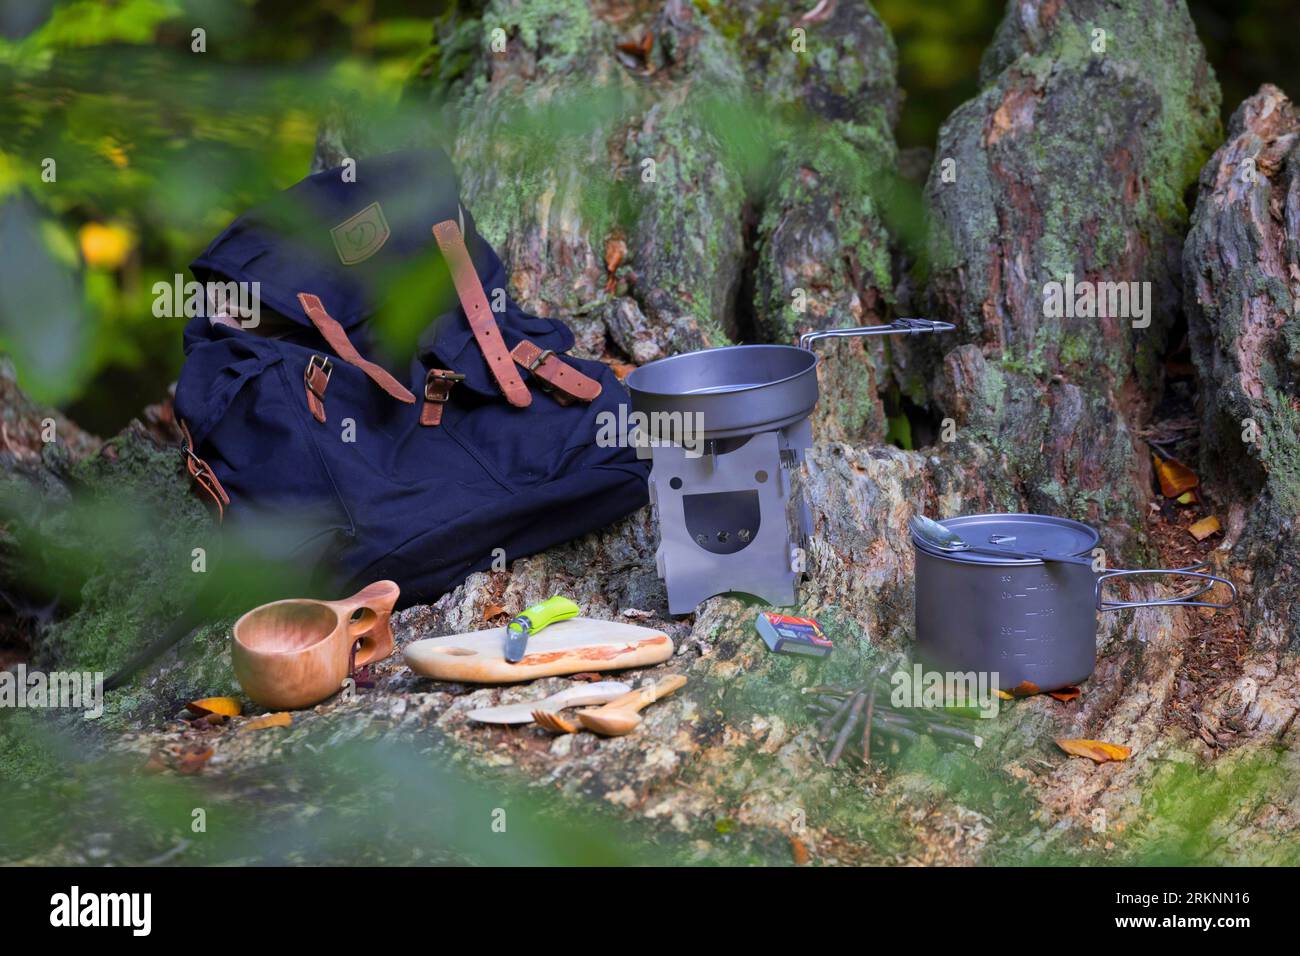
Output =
[{"x1": 335, "y1": 580, "x2": 400, "y2": 667}]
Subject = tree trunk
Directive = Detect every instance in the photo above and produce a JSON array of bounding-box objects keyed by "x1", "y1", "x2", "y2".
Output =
[{"x1": 1183, "y1": 83, "x2": 1300, "y2": 722}]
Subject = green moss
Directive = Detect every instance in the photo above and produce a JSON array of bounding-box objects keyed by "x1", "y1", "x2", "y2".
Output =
[
  {"x1": 1118, "y1": 745, "x2": 1300, "y2": 865},
  {"x1": 1263, "y1": 387, "x2": 1300, "y2": 513},
  {"x1": 0, "y1": 712, "x2": 63, "y2": 783},
  {"x1": 481, "y1": 0, "x2": 592, "y2": 73}
]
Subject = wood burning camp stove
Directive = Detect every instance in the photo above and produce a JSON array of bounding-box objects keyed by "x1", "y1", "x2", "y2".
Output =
[{"x1": 626, "y1": 319, "x2": 954, "y2": 615}]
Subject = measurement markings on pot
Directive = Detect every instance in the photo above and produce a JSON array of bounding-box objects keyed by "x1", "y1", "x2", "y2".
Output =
[{"x1": 1000, "y1": 569, "x2": 1063, "y2": 673}]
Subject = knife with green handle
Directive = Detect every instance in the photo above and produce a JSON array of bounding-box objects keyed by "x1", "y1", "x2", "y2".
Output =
[{"x1": 504, "y1": 595, "x2": 581, "y2": 663}]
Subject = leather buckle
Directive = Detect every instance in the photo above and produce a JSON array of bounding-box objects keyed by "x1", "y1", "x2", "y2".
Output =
[
  {"x1": 424, "y1": 368, "x2": 464, "y2": 401},
  {"x1": 178, "y1": 418, "x2": 229, "y2": 521},
  {"x1": 524, "y1": 348, "x2": 554, "y2": 373},
  {"x1": 305, "y1": 355, "x2": 333, "y2": 396}
]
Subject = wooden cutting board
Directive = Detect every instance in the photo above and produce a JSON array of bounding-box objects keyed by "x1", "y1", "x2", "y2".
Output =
[{"x1": 403, "y1": 618, "x2": 674, "y2": 684}]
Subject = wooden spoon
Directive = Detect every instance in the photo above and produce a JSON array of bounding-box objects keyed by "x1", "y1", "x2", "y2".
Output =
[{"x1": 576, "y1": 674, "x2": 687, "y2": 736}]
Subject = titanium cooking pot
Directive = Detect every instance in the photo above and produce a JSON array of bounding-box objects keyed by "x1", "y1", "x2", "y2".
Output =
[{"x1": 911, "y1": 513, "x2": 1237, "y2": 691}]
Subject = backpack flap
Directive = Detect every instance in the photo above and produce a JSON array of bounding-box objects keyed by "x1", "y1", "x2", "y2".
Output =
[{"x1": 190, "y1": 149, "x2": 466, "y2": 333}]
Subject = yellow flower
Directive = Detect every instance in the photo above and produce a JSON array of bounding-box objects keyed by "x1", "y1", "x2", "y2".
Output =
[{"x1": 78, "y1": 221, "x2": 133, "y2": 269}]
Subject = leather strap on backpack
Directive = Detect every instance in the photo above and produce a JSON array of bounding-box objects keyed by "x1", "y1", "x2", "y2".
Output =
[
  {"x1": 179, "y1": 418, "x2": 230, "y2": 521},
  {"x1": 431, "y1": 220, "x2": 532, "y2": 409},
  {"x1": 511, "y1": 340, "x2": 602, "y2": 403},
  {"x1": 304, "y1": 354, "x2": 331, "y2": 423},
  {"x1": 297, "y1": 293, "x2": 416, "y2": 404},
  {"x1": 420, "y1": 368, "x2": 463, "y2": 426}
]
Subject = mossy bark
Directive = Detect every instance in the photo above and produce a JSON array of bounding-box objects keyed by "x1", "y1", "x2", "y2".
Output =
[
  {"x1": 924, "y1": 0, "x2": 1221, "y2": 552},
  {"x1": 1183, "y1": 84, "x2": 1300, "y2": 670}
]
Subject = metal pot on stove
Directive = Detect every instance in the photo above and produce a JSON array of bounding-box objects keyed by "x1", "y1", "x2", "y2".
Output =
[{"x1": 910, "y1": 513, "x2": 1237, "y2": 692}]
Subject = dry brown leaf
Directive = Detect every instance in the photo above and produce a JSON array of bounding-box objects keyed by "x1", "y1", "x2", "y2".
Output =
[
  {"x1": 244, "y1": 712, "x2": 293, "y2": 731},
  {"x1": 175, "y1": 746, "x2": 214, "y2": 775},
  {"x1": 186, "y1": 696, "x2": 240, "y2": 718},
  {"x1": 482, "y1": 604, "x2": 508, "y2": 622},
  {"x1": 1048, "y1": 686, "x2": 1081, "y2": 702},
  {"x1": 789, "y1": 836, "x2": 811, "y2": 866},
  {"x1": 1055, "y1": 738, "x2": 1132, "y2": 763},
  {"x1": 1153, "y1": 454, "x2": 1199, "y2": 498},
  {"x1": 143, "y1": 751, "x2": 169, "y2": 773},
  {"x1": 615, "y1": 33, "x2": 653, "y2": 62},
  {"x1": 609, "y1": 362, "x2": 636, "y2": 381},
  {"x1": 1008, "y1": 680, "x2": 1041, "y2": 698},
  {"x1": 604, "y1": 236, "x2": 627, "y2": 274},
  {"x1": 1189, "y1": 515, "x2": 1221, "y2": 541}
]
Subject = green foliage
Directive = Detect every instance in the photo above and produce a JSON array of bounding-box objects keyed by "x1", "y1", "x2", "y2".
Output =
[{"x1": 0, "y1": 0, "x2": 434, "y2": 427}]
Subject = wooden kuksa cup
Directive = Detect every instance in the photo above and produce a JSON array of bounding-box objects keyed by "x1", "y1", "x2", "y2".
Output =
[{"x1": 231, "y1": 580, "x2": 399, "y2": 710}]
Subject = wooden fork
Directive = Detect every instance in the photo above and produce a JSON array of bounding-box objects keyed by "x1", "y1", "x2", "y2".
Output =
[
  {"x1": 533, "y1": 675, "x2": 687, "y2": 736},
  {"x1": 531, "y1": 708, "x2": 583, "y2": 734}
]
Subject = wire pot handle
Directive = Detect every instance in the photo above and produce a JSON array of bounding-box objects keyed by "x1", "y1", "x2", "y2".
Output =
[
  {"x1": 1095, "y1": 562, "x2": 1237, "y2": 611},
  {"x1": 799, "y1": 318, "x2": 956, "y2": 350}
]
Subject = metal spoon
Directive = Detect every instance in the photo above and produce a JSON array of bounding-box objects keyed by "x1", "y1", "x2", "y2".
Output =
[{"x1": 908, "y1": 514, "x2": 1094, "y2": 566}]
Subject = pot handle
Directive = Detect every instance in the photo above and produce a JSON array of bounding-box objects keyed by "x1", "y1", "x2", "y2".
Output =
[
  {"x1": 1095, "y1": 563, "x2": 1237, "y2": 611},
  {"x1": 799, "y1": 317, "x2": 956, "y2": 349}
]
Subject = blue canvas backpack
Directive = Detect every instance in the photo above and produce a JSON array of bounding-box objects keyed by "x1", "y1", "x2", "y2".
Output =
[{"x1": 173, "y1": 148, "x2": 649, "y2": 607}]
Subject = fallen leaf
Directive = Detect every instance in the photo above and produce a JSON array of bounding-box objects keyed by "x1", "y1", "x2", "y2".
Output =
[
  {"x1": 1153, "y1": 454, "x2": 1199, "y2": 498},
  {"x1": 1189, "y1": 515, "x2": 1221, "y2": 541},
  {"x1": 1008, "y1": 680, "x2": 1041, "y2": 698},
  {"x1": 244, "y1": 712, "x2": 293, "y2": 731},
  {"x1": 1176, "y1": 490, "x2": 1198, "y2": 505},
  {"x1": 482, "y1": 603, "x2": 508, "y2": 621},
  {"x1": 615, "y1": 33, "x2": 653, "y2": 63},
  {"x1": 143, "y1": 751, "x2": 169, "y2": 773},
  {"x1": 186, "y1": 696, "x2": 241, "y2": 718},
  {"x1": 1048, "y1": 686, "x2": 1081, "y2": 702},
  {"x1": 1055, "y1": 738, "x2": 1132, "y2": 763},
  {"x1": 995, "y1": 689, "x2": 1013, "y2": 700},
  {"x1": 175, "y1": 746, "x2": 214, "y2": 775},
  {"x1": 790, "y1": 836, "x2": 811, "y2": 866},
  {"x1": 604, "y1": 236, "x2": 627, "y2": 274}
]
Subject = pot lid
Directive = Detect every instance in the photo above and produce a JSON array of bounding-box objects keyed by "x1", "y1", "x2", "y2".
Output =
[{"x1": 912, "y1": 513, "x2": 1099, "y2": 565}]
